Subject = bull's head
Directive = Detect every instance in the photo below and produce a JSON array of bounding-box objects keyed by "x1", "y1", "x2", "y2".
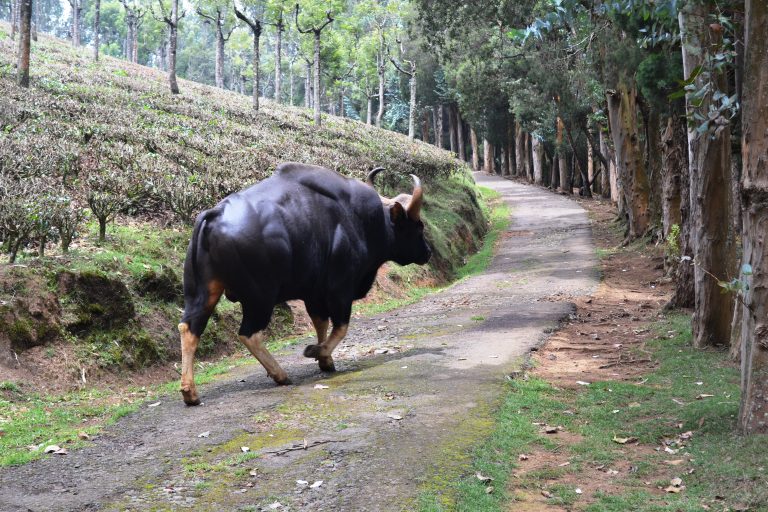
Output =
[{"x1": 367, "y1": 168, "x2": 432, "y2": 266}]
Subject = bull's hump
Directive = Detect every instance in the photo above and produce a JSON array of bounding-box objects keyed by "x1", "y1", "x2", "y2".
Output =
[{"x1": 274, "y1": 163, "x2": 353, "y2": 203}]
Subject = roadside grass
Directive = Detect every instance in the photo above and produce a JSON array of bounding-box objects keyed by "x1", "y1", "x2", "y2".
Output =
[
  {"x1": 423, "y1": 312, "x2": 768, "y2": 512},
  {"x1": 0, "y1": 182, "x2": 510, "y2": 469}
]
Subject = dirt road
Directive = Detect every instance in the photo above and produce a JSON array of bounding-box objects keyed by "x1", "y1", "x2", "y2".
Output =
[{"x1": 0, "y1": 173, "x2": 598, "y2": 512}]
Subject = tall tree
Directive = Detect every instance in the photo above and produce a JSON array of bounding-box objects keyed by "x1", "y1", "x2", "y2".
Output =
[
  {"x1": 267, "y1": 0, "x2": 288, "y2": 103},
  {"x1": 234, "y1": 2, "x2": 264, "y2": 110},
  {"x1": 738, "y1": 0, "x2": 768, "y2": 435},
  {"x1": 389, "y1": 37, "x2": 417, "y2": 139},
  {"x1": 17, "y1": 0, "x2": 31, "y2": 88},
  {"x1": 152, "y1": 0, "x2": 183, "y2": 94},
  {"x1": 93, "y1": 0, "x2": 101, "y2": 61},
  {"x1": 197, "y1": 2, "x2": 237, "y2": 89},
  {"x1": 679, "y1": 2, "x2": 737, "y2": 348},
  {"x1": 67, "y1": 0, "x2": 81, "y2": 45},
  {"x1": 295, "y1": 2, "x2": 335, "y2": 126}
]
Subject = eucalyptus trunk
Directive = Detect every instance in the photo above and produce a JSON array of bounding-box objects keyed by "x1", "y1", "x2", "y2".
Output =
[
  {"x1": 738, "y1": 0, "x2": 768, "y2": 434},
  {"x1": 515, "y1": 122, "x2": 525, "y2": 176},
  {"x1": 17, "y1": 0, "x2": 31, "y2": 88},
  {"x1": 470, "y1": 126, "x2": 479, "y2": 171},
  {"x1": 252, "y1": 32, "x2": 260, "y2": 110},
  {"x1": 680, "y1": 3, "x2": 736, "y2": 347},
  {"x1": 215, "y1": 17, "x2": 225, "y2": 89},
  {"x1": 274, "y1": 24, "x2": 282, "y2": 103},
  {"x1": 599, "y1": 130, "x2": 612, "y2": 199},
  {"x1": 312, "y1": 32, "x2": 321, "y2": 125},
  {"x1": 435, "y1": 105, "x2": 443, "y2": 149},
  {"x1": 407, "y1": 73, "x2": 416, "y2": 139},
  {"x1": 606, "y1": 82, "x2": 651, "y2": 236},
  {"x1": 93, "y1": 0, "x2": 101, "y2": 61},
  {"x1": 168, "y1": 0, "x2": 179, "y2": 94},
  {"x1": 70, "y1": 0, "x2": 80, "y2": 46},
  {"x1": 456, "y1": 111, "x2": 465, "y2": 161},
  {"x1": 532, "y1": 136, "x2": 544, "y2": 185}
]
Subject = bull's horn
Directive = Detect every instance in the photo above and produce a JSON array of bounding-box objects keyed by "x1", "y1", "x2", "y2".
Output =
[
  {"x1": 407, "y1": 174, "x2": 423, "y2": 221},
  {"x1": 367, "y1": 167, "x2": 385, "y2": 187}
]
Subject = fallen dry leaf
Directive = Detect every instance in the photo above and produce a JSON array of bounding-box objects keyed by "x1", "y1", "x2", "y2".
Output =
[
  {"x1": 664, "y1": 459, "x2": 686, "y2": 466},
  {"x1": 665, "y1": 485, "x2": 683, "y2": 493},
  {"x1": 241, "y1": 446, "x2": 250, "y2": 453},
  {"x1": 696, "y1": 394, "x2": 715, "y2": 400},
  {"x1": 541, "y1": 490, "x2": 553, "y2": 498},
  {"x1": 612, "y1": 435, "x2": 638, "y2": 445},
  {"x1": 77, "y1": 432, "x2": 90, "y2": 440},
  {"x1": 310, "y1": 480, "x2": 323, "y2": 489},
  {"x1": 314, "y1": 384, "x2": 329, "y2": 390},
  {"x1": 476, "y1": 472, "x2": 494, "y2": 484},
  {"x1": 485, "y1": 486, "x2": 494, "y2": 494},
  {"x1": 576, "y1": 381, "x2": 591, "y2": 386},
  {"x1": 387, "y1": 413, "x2": 403, "y2": 421},
  {"x1": 147, "y1": 402, "x2": 161, "y2": 408},
  {"x1": 518, "y1": 454, "x2": 529, "y2": 461},
  {"x1": 198, "y1": 431, "x2": 210, "y2": 438},
  {"x1": 43, "y1": 445, "x2": 61, "y2": 454},
  {"x1": 670, "y1": 477, "x2": 683, "y2": 487},
  {"x1": 558, "y1": 461, "x2": 571, "y2": 467},
  {"x1": 575, "y1": 488, "x2": 583, "y2": 494}
]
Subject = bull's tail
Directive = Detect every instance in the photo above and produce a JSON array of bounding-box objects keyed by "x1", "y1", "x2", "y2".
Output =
[{"x1": 182, "y1": 208, "x2": 221, "y2": 326}]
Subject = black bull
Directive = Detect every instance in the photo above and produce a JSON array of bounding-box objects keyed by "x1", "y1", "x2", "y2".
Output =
[{"x1": 178, "y1": 162, "x2": 431, "y2": 405}]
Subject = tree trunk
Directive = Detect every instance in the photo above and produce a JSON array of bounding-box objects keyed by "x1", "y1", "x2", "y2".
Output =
[
  {"x1": 215, "y1": 18, "x2": 225, "y2": 89},
  {"x1": 289, "y1": 62, "x2": 294, "y2": 105},
  {"x1": 376, "y1": 54, "x2": 385, "y2": 128},
  {"x1": 738, "y1": 0, "x2": 768, "y2": 434},
  {"x1": 660, "y1": 115, "x2": 685, "y2": 240},
  {"x1": 132, "y1": 21, "x2": 139, "y2": 63},
  {"x1": 606, "y1": 83, "x2": 650, "y2": 236},
  {"x1": 532, "y1": 136, "x2": 544, "y2": 184},
  {"x1": 600, "y1": 130, "x2": 612, "y2": 199},
  {"x1": 313, "y1": 32, "x2": 321, "y2": 125},
  {"x1": 483, "y1": 138, "x2": 492, "y2": 173},
  {"x1": 448, "y1": 105, "x2": 457, "y2": 153},
  {"x1": 515, "y1": 122, "x2": 525, "y2": 177},
  {"x1": 93, "y1": 0, "x2": 101, "y2": 62},
  {"x1": 71, "y1": 0, "x2": 80, "y2": 46},
  {"x1": 431, "y1": 107, "x2": 437, "y2": 145},
  {"x1": 11, "y1": 0, "x2": 17, "y2": 40},
  {"x1": 587, "y1": 136, "x2": 595, "y2": 193},
  {"x1": 421, "y1": 110, "x2": 429, "y2": 142},
  {"x1": 168, "y1": 0, "x2": 179, "y2": 94},
  {"x1": 435, "y1": 105, "x2": 443, "y2": 149},
  {"x1": 31, "y1": 0, "x2": 37, "y2": 41},
  {"x1": 552, "y1": 151, "x2": 560, "y2": 190},
  {"x1": 644, "y1": 109, "x2": 664, "y2": 232},
  {"x1": 679, "y1": 3, "x2": 736, "y2": 348},
  {"x1": 407, "y1": 73, "x2": 416, "y2": 139},
  {"x1": 274, "y1": 25, "x2": 282, "y2": 103},
  {"x1": 16, "y1": 0, "x2": 31, "y2": 88},
  {"x1": 456, "y1": 111, "x2": 465, "y2": 161},
  {"x1": 252, "y1": 32, "x2": 260, "y2": 110},
  {"x1": 470, "y1": 126, "x2": 479, "y2": 171},
  {"x1": 304, "y1": 62, "x2": 311, "y2": 108}
]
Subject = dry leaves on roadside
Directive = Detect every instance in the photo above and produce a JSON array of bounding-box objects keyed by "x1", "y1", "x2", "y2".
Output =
[{"x1": 612, "y1": 435, "x2": 638, "y2": 445}]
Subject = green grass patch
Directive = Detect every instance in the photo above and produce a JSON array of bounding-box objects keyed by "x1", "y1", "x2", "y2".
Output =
[
  {"x1": 457, "y1": 187, "x2": 510, "y2": 280},
  {"x1": 425, "y1": 312, "x2": 768, "y2": 511}
]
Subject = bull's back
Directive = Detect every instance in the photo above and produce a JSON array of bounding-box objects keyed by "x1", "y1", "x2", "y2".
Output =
[{"x1": 194, "y1": 165, "x2": 384, "y2": 304}]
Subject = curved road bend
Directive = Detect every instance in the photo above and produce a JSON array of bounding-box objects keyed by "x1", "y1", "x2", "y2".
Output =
[{"x1": 0, "y1": 172, "x2": 598, "y2": 511}]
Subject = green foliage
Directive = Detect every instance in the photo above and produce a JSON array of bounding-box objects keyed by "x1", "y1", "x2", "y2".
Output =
[{"x1": 666, "y1": 223, "x2": 680, "y2": 257}]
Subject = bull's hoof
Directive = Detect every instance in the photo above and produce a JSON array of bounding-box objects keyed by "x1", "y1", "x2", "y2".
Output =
[
  {"x1": 303, "y1": 344, "x2": 322, "y2": 359},
  {"x1": 273, "y1": 375, "x2": 293, "y2": 386},
  {"x1": 181, "y1": 388, "x2": 201, "y2": 406},
  {"x1": 318, "y1": 358, "x2": 336, "y2": 373}
]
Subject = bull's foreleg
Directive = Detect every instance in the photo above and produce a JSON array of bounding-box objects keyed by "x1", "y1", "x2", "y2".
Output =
[
  {"x1": 239, "y1": 332, "x2": 292, "y2": 385},
  {"x1": 304, "y1": 323, "x2": 348, "y2": 372},
  {"x1": 178, "y1": 322, "x2": 201, "y2": 406}
]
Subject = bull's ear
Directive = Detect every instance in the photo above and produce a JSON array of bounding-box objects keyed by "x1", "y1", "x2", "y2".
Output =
[{"x1": 389, "y1": 201, "x2": 405, "y2": 223}]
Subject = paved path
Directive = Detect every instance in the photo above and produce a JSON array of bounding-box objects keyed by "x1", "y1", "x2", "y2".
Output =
[{"x1": 0, "y1": 173, "x2": 598, "y2": 512}]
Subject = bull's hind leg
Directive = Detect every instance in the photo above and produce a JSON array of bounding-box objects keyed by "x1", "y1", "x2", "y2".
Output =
[
  {"x1": 304, "y1": 321, "x2": 348, "y2": 372},
  {"x1": 239, "y1": 305, "x2": 291, "y2": 385},
  {"x1": 179, "y1": 280, "x2": 224, "y2": 406}
]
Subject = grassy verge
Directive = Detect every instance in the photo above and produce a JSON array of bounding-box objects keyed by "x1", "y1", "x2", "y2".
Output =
[
  {"x1": 0, "y1": 183, "x2": 511, "y2": 469},
  {"x1": 432, "y1": 313, "x2": 767, "y2": 512}
]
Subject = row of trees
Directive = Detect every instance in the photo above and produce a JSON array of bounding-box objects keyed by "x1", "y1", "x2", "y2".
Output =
[
  {"x1": 411, "y1": 0, "x2": 767, "y2": 435},
  {"x1": 6, "y1": 0, "x2": 455, "y2": 134}
]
